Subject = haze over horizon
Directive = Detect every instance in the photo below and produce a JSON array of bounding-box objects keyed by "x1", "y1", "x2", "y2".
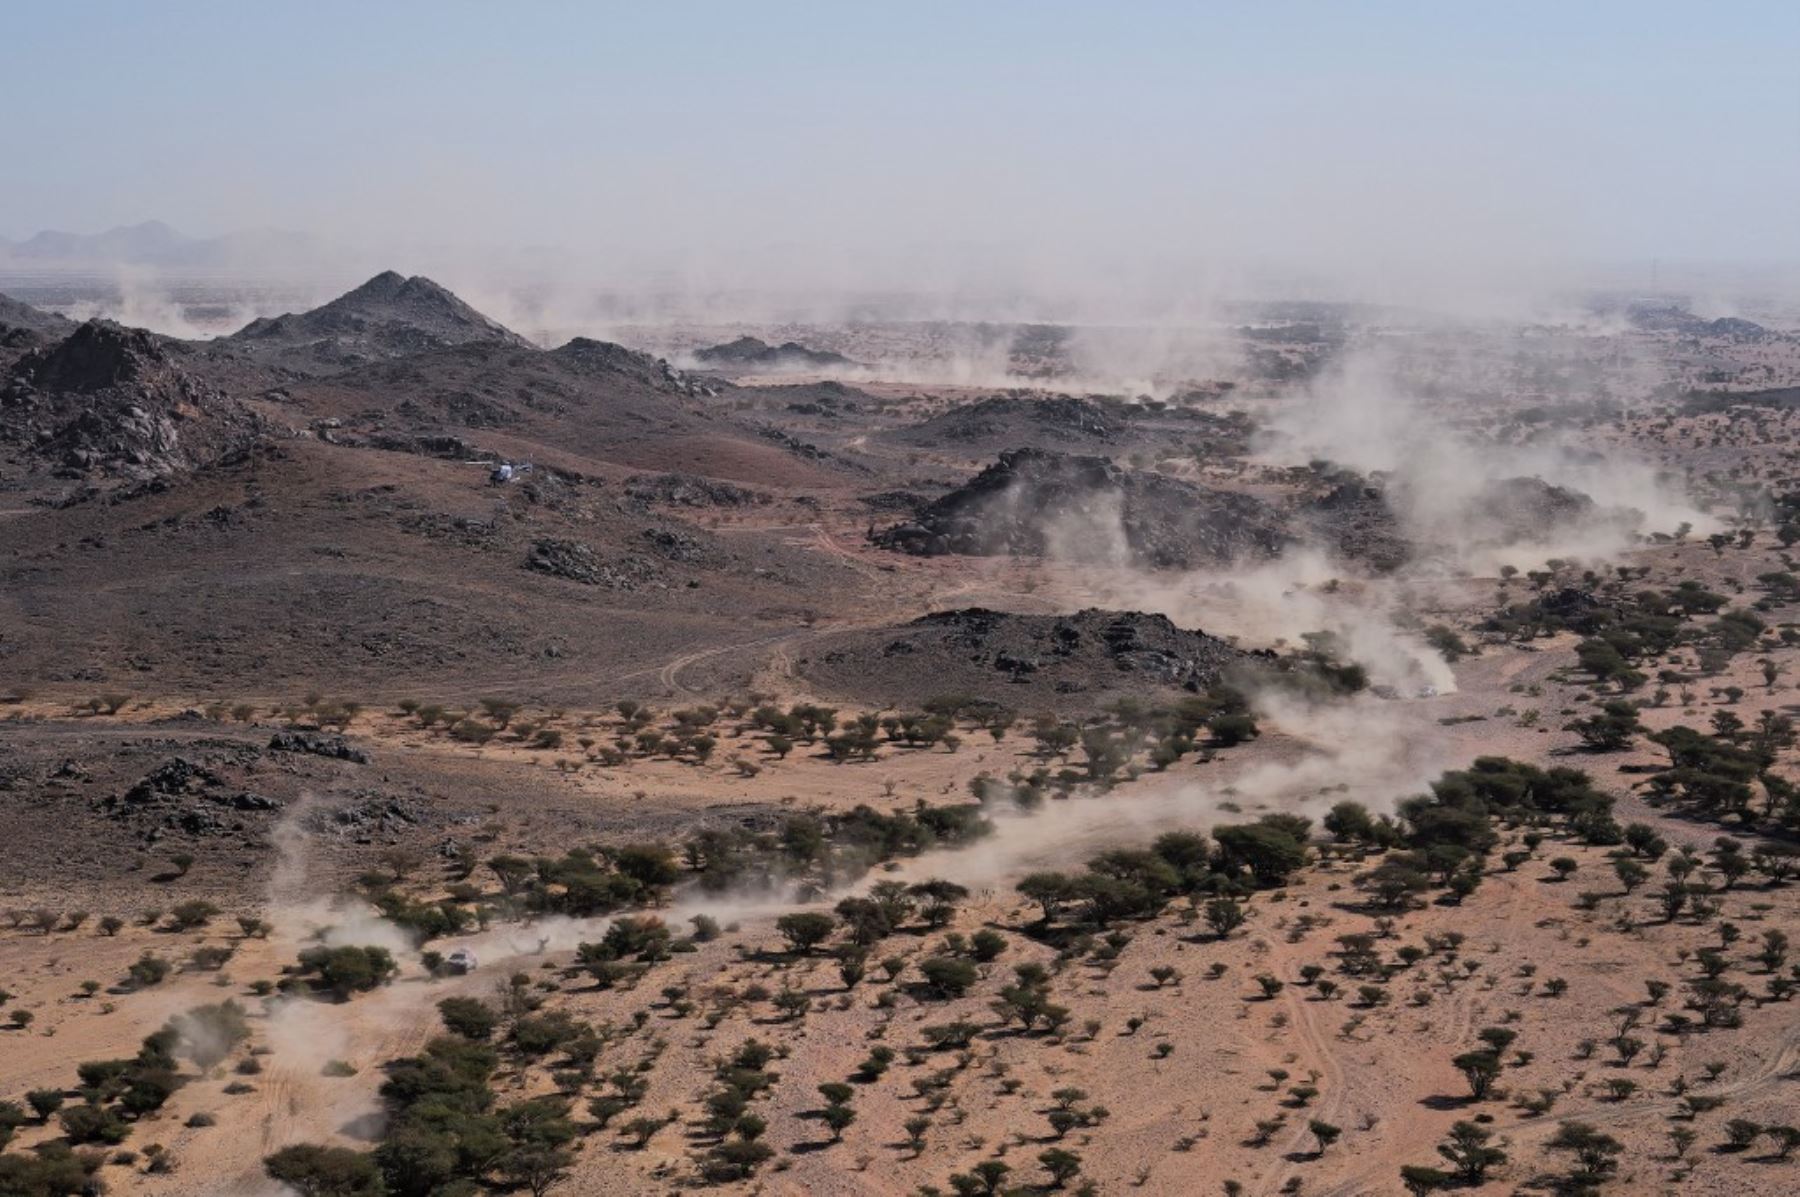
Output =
[{"x1": 4, "y1": 1, "x2": 1799, "y2": 314}]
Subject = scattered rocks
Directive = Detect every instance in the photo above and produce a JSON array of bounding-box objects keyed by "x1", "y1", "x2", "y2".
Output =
[
  {"x1": 524, "y1": 537, "x2": 659, "y2": 589},
  {"x1": 316, "y1": 796, "x2": 426, "y2": 842},
  {"x1": 398, "y1": 511, "x2": 498, "y2": 545},
  {"x1": 641, "y1": 527, "x2": 709, "y2": 563},
  {"x1": 525, "y1": 537, "x2": 604, "y2": 584},
  {"x1": 859, "y1": 489, "x2": 929, "y2": 513},
  {"x1": 624, "y1": 472, "x2": 766, "y2": 509},
  {"x1": 364, "y1": 432, "x2": 488, "y2": 460},
  {"x1": 756, "y1": 425, "x2": 836, "y2": 462},
  {"x1": 49, "y1": 758, "x2": 87, "y2": 781}
]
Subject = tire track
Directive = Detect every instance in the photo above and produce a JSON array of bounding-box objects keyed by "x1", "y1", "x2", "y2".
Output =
[{"x1": 1257, "y1": 937, "x2": 1353, "y2": 1197}]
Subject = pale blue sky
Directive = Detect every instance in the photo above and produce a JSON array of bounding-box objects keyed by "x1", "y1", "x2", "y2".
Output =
[{"x1": 3, "y1": 2, "x2": 1796, "y2": 297}]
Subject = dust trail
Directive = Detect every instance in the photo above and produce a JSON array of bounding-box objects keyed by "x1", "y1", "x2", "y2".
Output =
[
  {"x1": 431, "y1": 683, "x2": 1448, "y2": 977},
  {"x1": 264, "y1": 795, "x2": 417, "y2": 957},
  {"x1": 244, "y1": 797, "x2": 439, "y2": 1181},
  {"x1": 451, "y1": 893, "x2": 808, "y2": 960},
  {"x1": 875, "y1": 687, "x2": 1446, "y2": 890}
]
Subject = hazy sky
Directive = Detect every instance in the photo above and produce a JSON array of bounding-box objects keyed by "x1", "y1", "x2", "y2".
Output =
[{"x1": 4, "y1": 1, "x2": 1797, "y2": 302}]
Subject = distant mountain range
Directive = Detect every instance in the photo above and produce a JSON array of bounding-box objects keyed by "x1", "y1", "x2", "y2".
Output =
[{"x1": 0, "y1": 220, "x2": 325, "y2": 272}]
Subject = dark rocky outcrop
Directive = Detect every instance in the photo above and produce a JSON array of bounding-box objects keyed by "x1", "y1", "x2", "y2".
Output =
[
  {"x1": 1305, "y1": 469, "x2": 1629, "y2": 567},
  {"x1": 118, "y1": 756, "x2": 225, "y2": 806},
  {"x1": 1302, "y1": 479, "x2": 1411, "y2": 573},
  {"x1": 875, "y1": 448, "x2": 1289, "y2": 569},
  {"x1": 267, "y1": 731, "x2": 370, "y2": 764},
  {"x1": 884, "y1": 393, "x2": 1255, "y2": 458},
  {"x1": 800, "y1": 606, "x2": 1241, "y2": 709},
  {"x1": 550, "y1": 336, "x2": 705, "y2": 394}
]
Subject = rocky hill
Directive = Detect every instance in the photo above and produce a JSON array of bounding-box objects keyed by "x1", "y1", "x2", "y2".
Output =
[
  {"x1": 226, "y1": 271, "x2": 531, "y2": 374},
  {"x1": 0, "y1": 292, "x2": 76, "y2": 346},
  {"x1": 273, "y1": 334, "x2": 847, "y2": 487},
  {"x1": 1, "y1": 320, "x2": 262, "y2": 484},
  {"x1": 889, "y1": 394, "x2": 1123, "y2": 450},
  {"x1": 798, "y1": 606, "x2": 1241, "y2": 709},
  {"x1": 875, "y1": 448, "x2": 1289, "y2": 569},
  {"x1": 882, "y1": 393, "x2": 1255, "y2": 459},
  {"x1": 693, "y1": 335, "x2": 854, "y2": 371}
]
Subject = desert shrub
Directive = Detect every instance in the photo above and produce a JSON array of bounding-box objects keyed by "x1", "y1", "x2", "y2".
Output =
[
  {"x1": 127, "y1": 954, "x2": 172, "y2": 988},
  {"x1": 436, "y1": 997, "x2": 497, "y2": 1041},
  {"x1": 167, "y1": 899, "x2": 219, "y2": 930},
  {"x1": 1546, "y1": 1122, "x2": 1623, "y2": 1182},
  {"x1": 970, "y1": 928, "x2": 1007, "y2": 962},
  {"x1": 511, "y1": 1011, "x2": 586, "y2": 1057},
  {"x1": 190, "y1": 945, "x2": 234, "y2": 971},
  {"x1": 1214, "y1": 819, "x2": 1309, "y2": 887},
  {"x1": 60, "y1": 1103, "x2": 129, "y2": 1145},
  {"x1": 0, "y1": 1101, "x2": 23, "y2": 1148},
  {"x1": 294, "y1": 945, "x2": 397, "y2": 999},
  {"x1": 918, "y1": 956, "x2": 978, "y2": 999},
  {"x1": 264, "y1": 1143, "x2": 386, "y2": 1196}
]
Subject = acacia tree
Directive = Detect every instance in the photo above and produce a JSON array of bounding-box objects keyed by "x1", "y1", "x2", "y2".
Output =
[
  {"x1": 1205, "y1": 896, "x2": 1247, "y2": 939},
  {"x1": 1437, "y1": 1121, "x2": 1505, "y2": 1181},
  {"x1": 1400, "y1": 1165, "x2": 1449, "y2": 1196},
  {"x1": 1038, "y1": 1147, "x2": 1083, "y2": 1188},
  {"x1": 1547, "y1": 1122, "x2": 1623, "y2": 1183},
  {"x1": 1451, "y1": 1050, "x2": 1503, "y2": 1100}
]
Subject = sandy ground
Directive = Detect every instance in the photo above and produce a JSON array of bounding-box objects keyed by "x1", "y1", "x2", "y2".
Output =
[{"x1": 4, "y1": 794, "x2": 1792, "y2": 1195}]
